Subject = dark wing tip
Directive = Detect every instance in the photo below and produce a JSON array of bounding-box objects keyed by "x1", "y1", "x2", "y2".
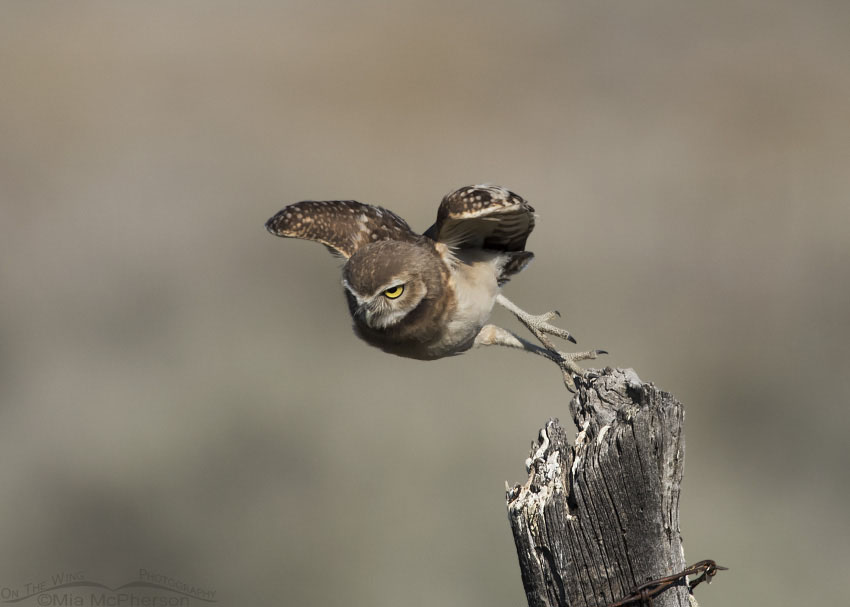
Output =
[
  {"x1": 264, "y1": 202, "x2": 316, "y2": 238},
  {"x1": 265, "y1": 210, "x2": 285, "y2": 235}
]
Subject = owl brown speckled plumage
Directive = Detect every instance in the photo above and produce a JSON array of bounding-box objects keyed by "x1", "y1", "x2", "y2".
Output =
[{"x1": 266, "y1": 185, "x2": 604, "y2": 390}]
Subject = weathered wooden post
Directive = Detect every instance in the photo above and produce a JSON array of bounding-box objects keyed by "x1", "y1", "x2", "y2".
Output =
[{"x1": 507, "y1": 367, "x2": 720, "y2": 607}]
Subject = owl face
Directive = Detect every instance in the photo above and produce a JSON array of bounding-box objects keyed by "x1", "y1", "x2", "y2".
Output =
[{"x1": 341, "y1": 241, "x2": 431, "y2": 331}]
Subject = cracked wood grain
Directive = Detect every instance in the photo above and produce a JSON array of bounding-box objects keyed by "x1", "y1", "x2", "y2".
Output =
[{"x1": 506, "y1": 368, "x2": 691, "y2": 607}]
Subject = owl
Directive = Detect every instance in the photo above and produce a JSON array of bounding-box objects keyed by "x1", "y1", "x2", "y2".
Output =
[{"x1": 266, "y1": 185, "x2": 604, "y2": 390}]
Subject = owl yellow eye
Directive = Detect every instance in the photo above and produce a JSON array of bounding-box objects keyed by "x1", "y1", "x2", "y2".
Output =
[{"x1": 383, "y1": 285, "x2": 404, "y2": 299}]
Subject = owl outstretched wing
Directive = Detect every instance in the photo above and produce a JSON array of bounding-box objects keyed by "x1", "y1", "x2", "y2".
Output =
[
  {"x1": 422, "y1": 185, "x2": 536, "y2": 252},
  {"x1": 266, "y1": 200, "x2": 419, "y2": 259}
]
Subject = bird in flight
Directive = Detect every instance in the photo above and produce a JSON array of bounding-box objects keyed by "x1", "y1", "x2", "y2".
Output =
[{"x1": 266, "y1": 185, "x2": 605, "y2": 390}]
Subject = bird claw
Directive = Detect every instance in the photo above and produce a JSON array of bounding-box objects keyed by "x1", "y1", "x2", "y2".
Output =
[
  {"x1": 556, "y1": 349, "x2": 608, "y2": 392},
  {"x1": 494, "y1": 296, "x2": 602, "y2": 391},
  {"x1": 523, "y1": 311, "x2": 577, "y2": 345}
]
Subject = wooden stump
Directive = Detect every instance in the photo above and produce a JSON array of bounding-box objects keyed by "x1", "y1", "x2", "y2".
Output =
[{"x1": 506, "y1": 367, "x2": 692, "y2": 607}]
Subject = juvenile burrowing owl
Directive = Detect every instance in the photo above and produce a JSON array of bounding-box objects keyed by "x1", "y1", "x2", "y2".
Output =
[{"x1": 265, "y1": 185, "x2": 604, "y2": 390}]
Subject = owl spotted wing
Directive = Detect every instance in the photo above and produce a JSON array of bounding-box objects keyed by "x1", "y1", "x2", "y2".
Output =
[
  {"x1": 266, "y1": 200, "x2": 418, "y2": 259},
  {"x1": 423, "y1": 185, "x2": 535, "y2": 252}
]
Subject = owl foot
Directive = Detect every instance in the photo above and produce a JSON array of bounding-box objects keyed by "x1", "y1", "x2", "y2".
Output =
[
  {"x1": 557, "y1": 349, "x2": 608, "y2": 391},
  {"x1": 474, "y1": 324, "x2": 606, "y2": 391},
  {"x1": 521, "y1": 310, "x2": 578, "y2": 345},
  {"x1": 495, "y1": 295, "x2": 577, "y2": 348}
]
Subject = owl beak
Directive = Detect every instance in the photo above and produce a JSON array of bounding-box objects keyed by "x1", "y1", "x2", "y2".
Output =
[
  {"x1": 362, "y1": 308, "x2": 377, "y2": 326},
  {"x1": 360, "y1": 301, "x2": 387, "y2": 329},
  {"x1": 352, "y1": 303, "x2": 371, "y2": 325}
]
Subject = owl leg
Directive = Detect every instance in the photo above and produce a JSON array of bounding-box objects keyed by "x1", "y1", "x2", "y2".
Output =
[
  {"x1": 474, "y1": 324, "x2": 561, "y2": 362},
  {"x1": 494, "y1": 294, "x2": 607, "y2": 390},
  {"x1": 495, "y1": 294, "x2": 577, "y2": 346},
  {"x1": 474, "y1": 324, "x2": 606, "y2": 391}
]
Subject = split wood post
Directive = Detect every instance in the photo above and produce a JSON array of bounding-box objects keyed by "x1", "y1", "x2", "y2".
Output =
[{"x1": 506, "y1": 367, "x2": 695, "y2": 607}]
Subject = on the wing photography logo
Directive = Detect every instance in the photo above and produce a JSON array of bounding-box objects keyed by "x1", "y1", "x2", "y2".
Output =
[{"x1": 1, "y1": 570, "x2": 215, "y2": 606}]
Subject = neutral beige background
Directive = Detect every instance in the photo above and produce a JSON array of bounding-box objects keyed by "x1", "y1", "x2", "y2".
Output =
[{"x1": 1, "y1": 2, "x2": 848, "y2": 606}]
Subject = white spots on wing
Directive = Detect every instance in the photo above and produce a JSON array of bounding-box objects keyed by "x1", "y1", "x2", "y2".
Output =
[
  {"x1": 357, "y1": 214, "x2": 371, "y2": 233},
  {"x1": 272, "y1": 197, "x2": 417, "y2": 259}
]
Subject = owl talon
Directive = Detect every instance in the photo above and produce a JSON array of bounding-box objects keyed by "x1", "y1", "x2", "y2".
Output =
[
  {"x1": 508, "y1": 307, "x2": 577, "y2": 345},
  {"x1": 556, "y1": 349, "x2": 608, "y2": 392},
  {"x1": 531, "y1": 311, "x2": 577, "y2": 344},
  {"x1": 535, "y1": 320, "x2": 577, "y2": 345},
  {"x1": 559, "y1": 349, "x2": 606, "y2": 365},
  {"x1": 561, "y1": 369, "x2": 578, "y2": 392}
]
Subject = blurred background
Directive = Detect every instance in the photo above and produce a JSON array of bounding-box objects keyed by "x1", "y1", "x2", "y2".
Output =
[{"x1": 1, "y1": 1, "x2": 848, "y2": 605}]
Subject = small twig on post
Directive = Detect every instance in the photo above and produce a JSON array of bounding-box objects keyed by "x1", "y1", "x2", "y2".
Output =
[{"x1": 506, "y1": 367, "x2": 723, "y2": 607}]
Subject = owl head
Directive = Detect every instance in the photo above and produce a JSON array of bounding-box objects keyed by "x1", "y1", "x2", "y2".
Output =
[{"x1": 341, "y1": 240, "x2": 445, "y2": 331}]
